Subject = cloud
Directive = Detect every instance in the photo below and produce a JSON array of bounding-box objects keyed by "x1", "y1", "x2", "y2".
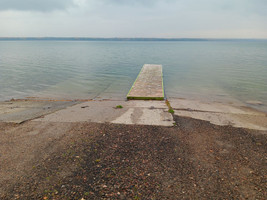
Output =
[
  {"x1": 100, "y1": 0, "x2": 177, "y2": 7},
  {"x1": 102, "y1": 0, "x2": 156, "y2": 6},
  {"x1": 0, "y1": 0, "x2": 173, "y2": 12},
  {"x1": 0, "y1": 0, "x2": 74, "y2": 12},
  {"x1": 0, "y1": 0, "x2": 266, "y2": 38}
]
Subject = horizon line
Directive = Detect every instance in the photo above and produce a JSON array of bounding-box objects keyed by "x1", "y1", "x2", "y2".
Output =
[{"x1": 0, "y1": 37, "x2": 267, "y2": 41}]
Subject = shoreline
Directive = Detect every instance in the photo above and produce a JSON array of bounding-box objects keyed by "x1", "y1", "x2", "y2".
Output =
[
  {"x1": 5, "y1": 94, "x2": 267, "y2": 113},
  {"x1": 0, "y1": 100, "x2": 266, "y2": 199},
  {"x1": 1, "y1": 97, "x2": 266, "y2": 130}
]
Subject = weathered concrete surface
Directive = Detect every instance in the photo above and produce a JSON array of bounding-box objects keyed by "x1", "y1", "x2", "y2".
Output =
[
  {"x1": 0, "y1": 100, "x2": 79, "y2": 123},
  {"x1": 34, "y1": 100, "x2": 174, "y2": 126},
  {"x1": 170, "y1": 99, "x2": 267, "y2": 131},
  {"x1": 127, "y1": 64, "x2": 164, "y2": 100},
  {"x1": 2, "y1": 98, "x2": 266, "y2": 130},
  {"x1": 170, "y1": 98, "x2": 264, "y2": 115}
]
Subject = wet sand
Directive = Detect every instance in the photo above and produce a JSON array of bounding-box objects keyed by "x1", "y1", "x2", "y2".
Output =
[{"x1": 0, "y1": 98, "x2": 266, "y2": 199}]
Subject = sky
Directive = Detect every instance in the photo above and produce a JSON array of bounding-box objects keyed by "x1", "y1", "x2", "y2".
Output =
[{"x1": 0, "y1": 0, "x2": 266, "y2": 38}]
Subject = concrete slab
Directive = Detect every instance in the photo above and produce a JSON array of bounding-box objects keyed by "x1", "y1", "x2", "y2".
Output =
[
  {"x1": 127, "y1": 64, "x2": 164, "y2": 100},
  {"x1": 170, "y1": 99, "x2": 267, "y2": 131},
  {"x1": 34, "y1": 100, "x2": 127, "y2": 123},
  {"x1": 34, "y1": 100, "x2": 174, "y2": 126},
  {"x1": 170, "y1": 99, "x2": 265, "y2": 115},
  {"x1": 111, "y1": 107, "x2": 173, "y2": 126},
  {"x1": 0, "y1": 100, "x2": 78, "y2": 123},
  {"x1": 175, "y1": 110, "x2": 267, "y2": 131},
  {"x1": 2, "y1": 98, "x2": 266, "y2": 130},
  {"x1": 125, "y1": 100, "x2": 167, "y2": 109}
]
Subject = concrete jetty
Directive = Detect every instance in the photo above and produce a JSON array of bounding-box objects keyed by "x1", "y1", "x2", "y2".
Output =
[{"x1": 127, "y1": 64, "x2": 164, "y2": 100}]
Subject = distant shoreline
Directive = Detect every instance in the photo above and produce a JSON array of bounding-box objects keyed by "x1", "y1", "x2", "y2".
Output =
[{"x1": 0, "y1": 37, "x2": 266, "y2": 41}]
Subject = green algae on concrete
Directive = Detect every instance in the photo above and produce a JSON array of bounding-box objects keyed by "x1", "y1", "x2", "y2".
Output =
[{"x1": 127, "y1": 64, "x2": 164, "y2": 100}]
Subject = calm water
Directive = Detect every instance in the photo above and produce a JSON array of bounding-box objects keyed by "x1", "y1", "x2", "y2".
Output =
[{"x1": 0, "y1": 40, "x2": 267, "y2": 111}]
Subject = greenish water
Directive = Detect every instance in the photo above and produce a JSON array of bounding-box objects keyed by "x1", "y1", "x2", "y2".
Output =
[{"x1": 0, "y1": 40, "x2": 267, "y2": 111}]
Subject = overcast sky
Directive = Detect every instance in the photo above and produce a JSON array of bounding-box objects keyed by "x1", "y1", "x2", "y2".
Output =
[{"x1": 0, "y1": 0, "x2": 266, "y2": 38}]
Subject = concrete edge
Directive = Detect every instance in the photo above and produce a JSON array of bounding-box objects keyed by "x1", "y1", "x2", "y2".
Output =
[
  {"x1": 126, "y1": 65, "x2": 144, "y2": 98},
  {"x1": 127, "y1": 96, "x2": 164, "y2": 100},
  {"x1": 126, "y1": 64, "x2": 165, "y2": 101}
]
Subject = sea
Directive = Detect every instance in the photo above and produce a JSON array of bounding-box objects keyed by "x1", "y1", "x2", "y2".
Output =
[{"x1": 0, "y1": 39, "x2": 267, "y2": 112}]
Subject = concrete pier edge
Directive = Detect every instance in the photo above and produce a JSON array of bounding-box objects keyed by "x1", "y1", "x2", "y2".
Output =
[{"x1": 127, "y1": 64, "x2": 165, "y2": 100}]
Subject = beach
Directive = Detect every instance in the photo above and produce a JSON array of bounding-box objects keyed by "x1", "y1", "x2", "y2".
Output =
[
  {"x1": 0, "y1": 98, "x2": 266, "y2": 199},
  {"x1": 1, "y1": 0, "x2": 267, "y2": 198}
]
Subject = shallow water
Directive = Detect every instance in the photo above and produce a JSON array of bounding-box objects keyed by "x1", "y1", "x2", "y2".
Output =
[{"x1": 0, "y1": 40, "x2": 267, "y2": 111}]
